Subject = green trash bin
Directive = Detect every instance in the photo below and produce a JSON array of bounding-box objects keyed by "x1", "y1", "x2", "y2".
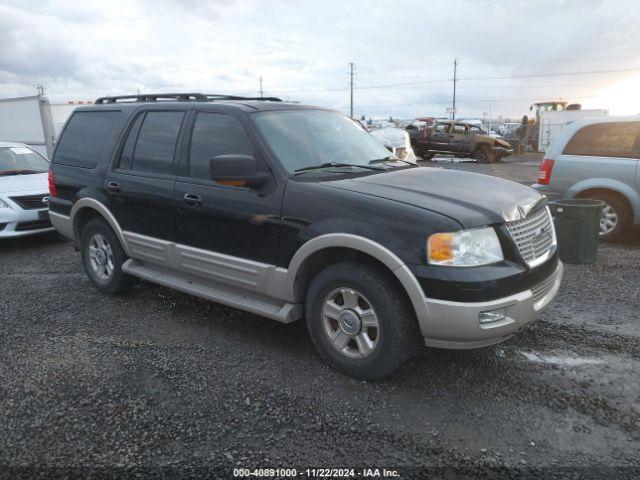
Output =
[{"x1": 548, "y1": 199, "x2": 604, "y2": 264}]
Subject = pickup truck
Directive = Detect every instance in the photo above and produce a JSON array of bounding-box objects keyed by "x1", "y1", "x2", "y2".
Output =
[{"x1": 413, "y1": 120, "x2": 513, "y2": 163}]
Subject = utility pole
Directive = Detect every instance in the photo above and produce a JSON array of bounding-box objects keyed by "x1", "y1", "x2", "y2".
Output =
[
  {"x1": 36, "y1": 84, "x2": 45, "y2": 96},
  {"x1": 349, "y1": 62, "x2": 354, "y2": 119},
  {"x1": 451, "y1": 59, "x2": 457, "y2": 120},
  {"x1": 259, "y1": 76, "x2": 264, "y2": 98},
  {"x1": 488, "y1": 101, "x2": 492, "y2": 133}
]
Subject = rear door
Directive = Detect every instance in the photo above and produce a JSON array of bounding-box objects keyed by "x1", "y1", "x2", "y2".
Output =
[
  {"x1": 173, "y1": 109, "x2": 282, "y2": 265},
  {"x1": 450, "y1": 123, "x2": 471, "y2": 153},
  {"x1": 426, "y1": 122, "x2": 451, "y2": 151},
  {"x1": 106, "y1": 109, "x2": 188, "y2": 242}
]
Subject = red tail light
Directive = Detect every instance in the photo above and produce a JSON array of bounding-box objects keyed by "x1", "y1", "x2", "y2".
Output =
[
  {"x1": 48, "y1": 169, "x2": 58, "y2": 197},
  {"x1": 537, "y1": 159, "x2": 554, "y2": 185}
]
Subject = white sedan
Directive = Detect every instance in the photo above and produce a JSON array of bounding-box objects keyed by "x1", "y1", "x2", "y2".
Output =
[{"x1": 0, "y1": 142, "x2": 54, "y2": 238}]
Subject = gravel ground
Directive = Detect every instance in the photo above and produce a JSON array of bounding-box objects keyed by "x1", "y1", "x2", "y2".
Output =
[{"x1": 1, "y1": 165, "x2": 640, "y2": 478}]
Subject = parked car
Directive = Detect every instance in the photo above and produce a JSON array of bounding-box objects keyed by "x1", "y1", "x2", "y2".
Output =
[
  {"x1": 414, "y1": 120, "x2": 513, "y2": 163},
  {"x1": 369, "y1": 126, "x2": 417, "y2": 163},
  {"x1": 49, "y1": 93, "x2": 562, "y2": 380},
  {"x1": 533, "y1": 116, "x2": 640, "y2": 241},
  {"x1": 0, "y1": 141, "x2": 53, "y2": 238}
]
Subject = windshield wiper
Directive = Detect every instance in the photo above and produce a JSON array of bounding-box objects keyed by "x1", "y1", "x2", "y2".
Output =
[
  {"x1": 0, "y1": 169, "x2": 43, "y2": 176},
  {"x1": 294, "y1": 162, "x2": 385, "y2": 174},
  {"x1": 368, "y1": 156, "x2": 415, "y2": 166}
]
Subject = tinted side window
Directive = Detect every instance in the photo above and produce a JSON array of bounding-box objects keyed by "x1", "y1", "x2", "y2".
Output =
[
  {"x1": 189, "y1": 113, "x2": 255, "y2": 178},
  {"x1": 562, "y1": 122, "x2": 640, "y2": 158},
  {"x1": 54, "y1": 111, "x2": 122, "y2": 168},
  {"x1": 118, "y1": 113, "x2": 144, "y2": 170},
  {"x1": 131, "y1": 111, "x2": 185, "y2": 174}
]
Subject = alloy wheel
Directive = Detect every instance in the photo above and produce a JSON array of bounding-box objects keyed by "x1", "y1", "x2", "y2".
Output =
[
  {"x1": 600, "y1": 203, "x2": 618, "y2": 236},
  {"x1": 88, "y1": 233, "x2": 115, "y2": 280},
  {"x1": 322, "y1": 287, "x2": 380, "y2": 359}
]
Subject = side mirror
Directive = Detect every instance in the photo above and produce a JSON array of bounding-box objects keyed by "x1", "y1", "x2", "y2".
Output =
[{"x1": 209, "y1": 155, "x2": 268, "y2": 188}]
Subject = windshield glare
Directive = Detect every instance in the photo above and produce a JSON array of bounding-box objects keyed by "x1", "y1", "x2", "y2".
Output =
[
  {"x1": 0, "y1": 146, "x2": 49, "y2": 174},
  {"x1": 253, "y1": 110, "x2": 393, "y2": 173}
]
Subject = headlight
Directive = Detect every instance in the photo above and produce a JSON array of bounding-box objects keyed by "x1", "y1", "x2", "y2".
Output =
[
  {"x1": 0, "y1": 199, "x2": 7, "y2": 208},
  {"x1": 427, "y1": 227, "x2": 503, "y2": 266}
]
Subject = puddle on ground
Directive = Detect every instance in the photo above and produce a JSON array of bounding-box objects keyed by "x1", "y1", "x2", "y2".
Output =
[{"x1": 519, "y1": 351, "x2": 605, "y2": 366}]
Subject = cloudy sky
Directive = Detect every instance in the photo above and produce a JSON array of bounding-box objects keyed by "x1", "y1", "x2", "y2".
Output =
[{"x1": 1, "y1": 0, "x2": 639, "y2": 120}]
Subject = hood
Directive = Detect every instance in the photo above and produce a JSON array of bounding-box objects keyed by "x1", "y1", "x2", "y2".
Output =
[
  {"x1": 322, "y1": 167, "x2": 543, "y2": 227},
  {"x1": 0, "y1": 172, "x2": 48, "y2": 194},
  {"x1": 494, "y1": 138, "x2": 512, "y2": 149}
]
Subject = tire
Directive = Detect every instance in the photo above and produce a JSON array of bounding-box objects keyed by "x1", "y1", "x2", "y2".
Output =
[
  {"x1": 474, "y1": 145, "x2": 496, "y2": 164},
  {"x1": 583, "y1": 192, "x2": 630, "y2": 242},
  {"x1": 418, "y1": 150, "x2": 433, "y2": 161},
  {"x1": 305, "y1": 261, "x2": 419, "y2": 380},
  {"x1": 80, "y1": 217, "x2": 134, "y2": 294}
]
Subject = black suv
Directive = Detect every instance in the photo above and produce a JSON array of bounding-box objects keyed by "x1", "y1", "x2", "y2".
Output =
[{"x1": 49, "y1": 93, "x2": 562, "y2": 380}]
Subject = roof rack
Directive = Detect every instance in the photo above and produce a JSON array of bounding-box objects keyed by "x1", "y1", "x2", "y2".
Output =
[
  {"x1": 94, "y1": 93, "x2": 283, "y2": 104},
  {"x1": 205, "y1": 94, "x2": 283, "y2": 102}
]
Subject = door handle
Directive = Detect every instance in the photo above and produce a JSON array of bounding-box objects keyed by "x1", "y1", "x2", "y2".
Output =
[
  {"x1": 106, "y1": 181, "x2": 121, "y2": 193},
  {"x1": 183, "y1": 193, "x2": 202, "y2": 207}
]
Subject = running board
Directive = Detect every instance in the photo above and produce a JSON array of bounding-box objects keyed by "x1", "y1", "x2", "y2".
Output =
[{"x1": 122, "y1": 259, "x2": 302, "y2": 323}]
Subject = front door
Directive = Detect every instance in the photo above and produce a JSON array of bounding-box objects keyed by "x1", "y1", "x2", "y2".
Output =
[
  {"x1": 174, "y1": 110, "x2": 282, "y2": 266},
  {"x1": 424, "y1": 122, "x2": 451, "y2": 151}
]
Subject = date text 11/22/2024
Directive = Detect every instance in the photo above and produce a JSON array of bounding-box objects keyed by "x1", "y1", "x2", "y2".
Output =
[{"x1": 233, "y1": 468, "x2": 401, "y2": 477}]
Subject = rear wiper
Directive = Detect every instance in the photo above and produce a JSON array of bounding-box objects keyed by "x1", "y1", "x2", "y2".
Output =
[{"x1": 294, "y1": 162, "x2": 385, "y2": 174}]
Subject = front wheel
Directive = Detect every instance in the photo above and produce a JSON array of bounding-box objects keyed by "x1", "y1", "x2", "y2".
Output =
[
  {"x1": 305, "y1": 261, "x2": 419, "y2": 380},
  {"x1": 474, "y1": 145, "x2": 496, "y2": 163}
]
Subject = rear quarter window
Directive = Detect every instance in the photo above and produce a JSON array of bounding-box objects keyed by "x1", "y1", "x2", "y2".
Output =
[
  {"x1": 53, "y1": 111, "x2": 123, "y2": 168},
  {"x1": 562, "y1": 122, "x2": 640, "y2": 159}
]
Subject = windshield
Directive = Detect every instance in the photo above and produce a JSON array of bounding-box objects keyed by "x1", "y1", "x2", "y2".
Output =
[
  {"x1": 0, "y1": 146, "x2": 49, "y2": 175},
  {"x1": 253, "y1": 109, "x2": 394, "y2": 173}
]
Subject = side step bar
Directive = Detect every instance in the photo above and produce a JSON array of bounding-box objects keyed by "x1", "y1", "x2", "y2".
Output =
[{"x1": 122, "y1": 259, "x2": 302, "y2": 323}]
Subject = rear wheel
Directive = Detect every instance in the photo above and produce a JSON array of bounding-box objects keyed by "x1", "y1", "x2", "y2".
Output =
[
  {"x1": 81, "y1": 218, "x2": 134, "y2": 294},
  {"x1": 305, "y1": 261, "x2": 419, "y2": 380},
  {"x1": 419, "y1": 151, "x2": 434, "y2": 161},
  {"x1": 583, "y1": 192, "x2": 630, "y2": 242}
]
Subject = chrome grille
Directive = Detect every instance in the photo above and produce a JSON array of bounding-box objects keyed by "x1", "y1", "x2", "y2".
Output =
[
  {"x1": 506, "y1": 206, "x2": 555, "y2": 267},
  {"x1": 532, "y1": 270, "x2": 557, "y2": 305},
  {"x1": 10, "y1": 194, "x2": 48, "y2": 210}
]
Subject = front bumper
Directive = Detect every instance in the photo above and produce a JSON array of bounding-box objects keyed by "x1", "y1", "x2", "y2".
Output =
[
  {"x1": 494, "y1": 146, "x2": 513, "y2": 156},
  {"x1": 0, "y1": 193, "x2": 54, "y2": 239},
  {"x1": 419, "y1": 261, "x2": 563, "y2": 349}
]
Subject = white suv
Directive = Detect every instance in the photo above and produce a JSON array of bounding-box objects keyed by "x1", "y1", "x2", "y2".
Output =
[{"x1": 0, "y1": 142, "x2": 54, "y2": 238}]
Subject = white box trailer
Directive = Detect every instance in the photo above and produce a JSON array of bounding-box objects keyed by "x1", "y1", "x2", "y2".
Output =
[
  {"x1": 538, "y1": 108, "x2": 609, "y2": 152},
  {"x1": 0, "y1": 95, "x2": 57, "y2": 158}
]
